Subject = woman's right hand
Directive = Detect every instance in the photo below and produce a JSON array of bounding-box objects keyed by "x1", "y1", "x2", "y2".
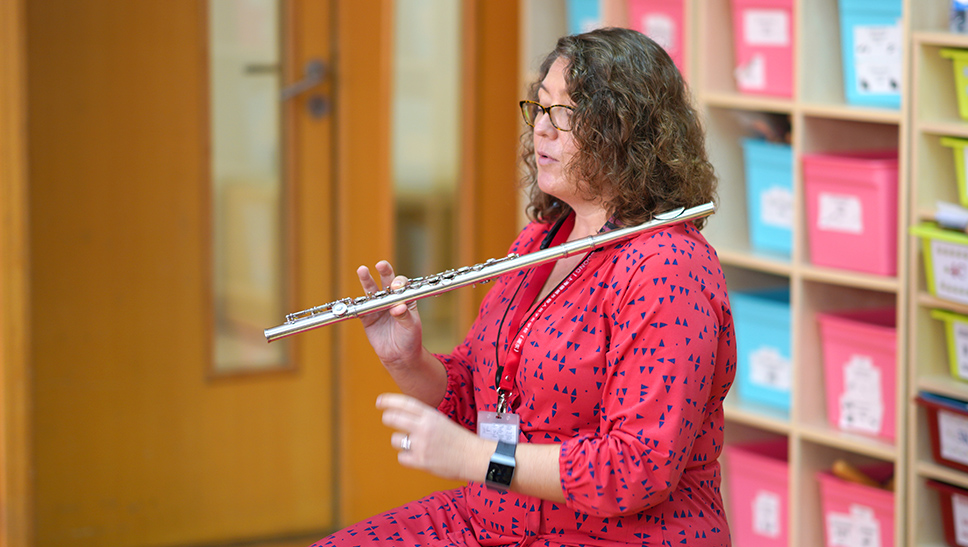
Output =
[{"x1": 356, "y1": 260, "x2": 425, "y2": 370}]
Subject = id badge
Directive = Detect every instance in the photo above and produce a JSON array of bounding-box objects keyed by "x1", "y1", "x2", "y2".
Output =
[{"x1": 477, "y1": 411, "x2": 520, "y2": 444}]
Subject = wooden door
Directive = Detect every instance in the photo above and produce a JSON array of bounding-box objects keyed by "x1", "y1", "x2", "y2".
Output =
[
  {"x1": 2, "y1": 0, "x2": 522, "y2": 544},
  {"x1": 23, "y1": 1, "x2": 336, "y2": 545}
]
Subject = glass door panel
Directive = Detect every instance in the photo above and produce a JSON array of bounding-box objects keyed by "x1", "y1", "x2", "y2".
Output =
[
  {"x1": 209, "y1": 0, "x2": 288, "y2": 373},
  {"x1": 393, "y1": 0, "x2": 462, "y2": 353}
]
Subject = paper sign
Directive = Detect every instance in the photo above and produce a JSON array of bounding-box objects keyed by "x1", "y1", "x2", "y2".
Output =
[
  {"x1": 953, "y1": 492, "x2": 968, "y2": 546},
  {"x1": 743, "y1": 9, "x2": 790, "y2": 46},
  {"x1": 930, "y1": 239, "x2": 968, "y2": 305},
  {"x1": 849, "y1": 505, "x2": 881, "y2": 547},
  {"x1": 643, "y1": 14, "x2": 676, "y2": 53},
  {"x1": 752, "y1": 490, "x2": 781, "y2": 538},
  {"x1": 818, "y1": 193, "x2": 864, "y2": 234},
  {"x1": 839, "y1": 355, "x2": 883, "y2": 434},
  {"x1": 827, "y1": 506, "x2": 882, "y2": 547},
  {"x1": 852, "y1": 24, "x2": 902, "y2": 95},
  {"x1": 761, "y1": 186, "x2": 794, "y2": 228},
  {"x1": 940, "y1": 409, "x2": 968, "y2": 466},
  {"x1": 735, "y1": 53, "x2": 766, "y2": 90},
  {"x1": 827, "y1": 512, "x2": 853, "y2": 546},
  {"x1": 750, "y1": 346, "x2": 791, "y2": 391},
  {"x1": 954, "y1": 320, "x2": 968, "y2": 380}
]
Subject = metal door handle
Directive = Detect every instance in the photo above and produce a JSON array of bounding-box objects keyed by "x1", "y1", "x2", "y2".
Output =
[{"x1": 281, "y1": 59, "x2": 327, "y2": 101}]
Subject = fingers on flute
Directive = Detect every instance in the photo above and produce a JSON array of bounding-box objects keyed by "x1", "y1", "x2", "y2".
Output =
[
  {"x1": 357, "y1": 265, "x2": 379, "y2": 292},
  {"x1": 375, "y1": 260, "x2": 396, "y2": 287}
]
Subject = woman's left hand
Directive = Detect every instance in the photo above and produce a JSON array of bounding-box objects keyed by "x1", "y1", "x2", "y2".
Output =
[{"x1": 376, "y1": 392, "x2": 489, "y2": 482}]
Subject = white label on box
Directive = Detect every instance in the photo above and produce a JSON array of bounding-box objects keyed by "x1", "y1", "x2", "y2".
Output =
[
  {"x1": 849, "y1": 504, "x2": 881, "y2": 547},
  {"x1": 963, "y1": 147, "x2": 968, "y2": 201},
  {"x1": 953, "y1": 493, "x2": 968, "y2": 546},
  {"x1": 940, "y1": 409, "x2": 968, "y2": 467},
  {"x1": 643, "y1": 14, "x2": 675, "y2": 53},
  {"x1": 761, "y1": 186, "x2": 794, "y2": 228},
  {"x1": 838, "y1": 355, "x2": 883, "y2": 434},
  {"x1": 750, "y1": 346, "x2": 791, "y2": 391},
  {"x1": 930, "y1": 239, "x2": 968, "y2": 305},
  {"x1": 818, "y1": 193, "x2": 864, "y2": 234},
  {"x1": 827, "y1": 507, "x2": 882, "y2": 547},
  {"x1": 752, "y1": 490, "x2": 781, "y2": 538},
  {"x1": 827, "y1": 512, "x2": 853, "y2": 546},
  {"x1": 852, "y1": 24, "x2": 902, "y2": 95},
  {"x1": 743, "y1": 9, "x2": 789, "y2": 46},
  {"x1": 735, "y1": 53, "x2": 766, "y2": 90},
  {"x1": 954, "y1": 321, "x2": 968, "y2": 381}
]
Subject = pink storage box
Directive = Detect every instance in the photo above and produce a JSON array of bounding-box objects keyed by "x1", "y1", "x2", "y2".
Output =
[
  {"x1": 817, "y1": 464, "x2": 895, "y2": 547},
  {"x1": 725, "y1": 439, "x2": 789, "y2": 547},
  {"x1": 817, "y1": 308, "x2": 897, "y2": 443},
  {"x1": 628, "y1": 0, "x2": 687, "y2": 76},
  {"x1": 730, "y1": 0, "x2": 794, "y2": 97},
  {"x1": 803, "y1": 150, "x2": 899, "y2": 276}
]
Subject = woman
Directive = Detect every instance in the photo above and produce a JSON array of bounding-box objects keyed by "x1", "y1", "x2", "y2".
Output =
[{"x1": 314, "y1": 27, "x2": 735, "y2": 547}]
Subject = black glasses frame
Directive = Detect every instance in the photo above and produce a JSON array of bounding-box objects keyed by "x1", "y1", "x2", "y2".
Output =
[{"x1": 519, "y1": 100, "x2": 574, "y2": 132}]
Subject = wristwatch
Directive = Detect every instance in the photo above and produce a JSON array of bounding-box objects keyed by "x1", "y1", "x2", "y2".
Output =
[{"x1": 485, "y1": 440, "x2": 517, "y2": 491}]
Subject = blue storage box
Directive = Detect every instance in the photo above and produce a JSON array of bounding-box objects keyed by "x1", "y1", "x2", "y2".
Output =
[
  {"x1": 732, "y1": 288, "x2": 792, "y2": 412},
  {"x1": 567, "y1": 0, "x2": 602, "y2": 34},
  {"x1": 838, "y1": 0, "x2": 902, "y2": 108},
  {"x1": 742, "y1": 139, "x2": 793, "y2": 256}
]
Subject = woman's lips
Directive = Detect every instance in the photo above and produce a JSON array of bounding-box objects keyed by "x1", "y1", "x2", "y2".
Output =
[{"x1": 537, "y1": 151, "x2": 557, "y2": 165}]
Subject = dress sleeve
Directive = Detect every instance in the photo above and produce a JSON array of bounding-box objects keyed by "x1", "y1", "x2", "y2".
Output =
[
  {"x1": 558, "y1": 232, "x2": 729, "y2": 517},
  {"x1": 434, "y1": 342, "x2": 479, "y2": 433}
]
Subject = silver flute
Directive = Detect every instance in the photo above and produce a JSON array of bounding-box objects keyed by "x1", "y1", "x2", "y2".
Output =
[{"x1": 264, "y1": 201, "x2": 715, "y2": 342}]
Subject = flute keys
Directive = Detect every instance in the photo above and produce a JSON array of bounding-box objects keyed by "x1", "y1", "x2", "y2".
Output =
[{"x1": 331, "y1": 301, "x2": 349, "y2": 317}]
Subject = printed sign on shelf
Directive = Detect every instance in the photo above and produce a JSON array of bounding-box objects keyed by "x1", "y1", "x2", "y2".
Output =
[
  {"x1": 743, "y1": 9, "x2": 789, "y2": 46},
  {"x1": 954, "y1": 320, "x2": 968, "y2": 381},
  {"x1": 930, "y1": 239, "x2": 968, "y2": 305},
  {"x1": 761, "y1": 186, "x2": 794, "y2": 229},
  {"x1": 818, "y1": 193, "x2": 864, "y2": 234},
  {"x1": 838, "y1": 354, "x2": 883, "y2": 435},
  {"x1": 750, "y1": 347, "x2": 791, "y2": 391},
  {"x1": 940, "y1": 409, "x2": 968, "y2": 467},
  {"x1": 752, "y1": 490, "x2": 781, "y2": 538},
  {"x1": 953, "y1": 492, "x2": 968, "y2": 546},
  {"x1": 852, "y1": 24, "x2": 902, "y2": 95}
]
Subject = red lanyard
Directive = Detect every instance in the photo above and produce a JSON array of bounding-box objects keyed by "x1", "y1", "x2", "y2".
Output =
[{"x1": 495, "y1": 215, "x2": 598, "y2": 414}]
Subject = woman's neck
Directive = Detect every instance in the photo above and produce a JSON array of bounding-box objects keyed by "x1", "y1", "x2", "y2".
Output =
[{"x1": 567, "y1": 204, "x2": 610, "y2": 241}]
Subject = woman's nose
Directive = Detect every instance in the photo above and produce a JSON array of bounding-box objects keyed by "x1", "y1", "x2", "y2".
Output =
[{"x1": 533, "y1": 109, "x2": 556, "y2": 137}]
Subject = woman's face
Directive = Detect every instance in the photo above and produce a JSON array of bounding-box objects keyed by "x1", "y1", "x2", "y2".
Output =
[{"x1": 533, "y1": 57, "x2": 582, "y2": 206}]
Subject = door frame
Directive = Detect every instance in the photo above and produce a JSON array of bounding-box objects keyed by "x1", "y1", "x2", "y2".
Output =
[
  {"x1": 333, "y1": 0, "x2": 522, "y2": 525},
  {"x1": 0, "y1": 0, "x2": 32, "y2": 545}
]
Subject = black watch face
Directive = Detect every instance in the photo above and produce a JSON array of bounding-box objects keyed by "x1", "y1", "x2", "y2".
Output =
[{"x1": 486, "y1": 463, "x2": 514, "y2": 486}]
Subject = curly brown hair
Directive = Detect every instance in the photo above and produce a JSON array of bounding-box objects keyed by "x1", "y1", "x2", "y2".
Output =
[{"x1": 521, "y1": 27, "x2": 717, "y2": 229}]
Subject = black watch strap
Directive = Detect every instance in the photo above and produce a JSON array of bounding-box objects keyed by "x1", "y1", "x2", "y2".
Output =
[
  {"x1": 485, "y1": 440, "x2": 517, "y2": 491},
  {"x1": 495, "y1": 440, "x2": 516, "y2": 458}
]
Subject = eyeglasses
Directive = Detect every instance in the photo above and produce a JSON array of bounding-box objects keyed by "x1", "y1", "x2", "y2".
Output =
[{"x1": 519, "y1": 100, "x2": 574, "y2": 131}]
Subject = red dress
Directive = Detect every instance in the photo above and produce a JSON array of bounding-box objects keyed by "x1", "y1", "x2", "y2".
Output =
[{"x1": 315, "y1": 218, "x2": 736, "y2": 546}]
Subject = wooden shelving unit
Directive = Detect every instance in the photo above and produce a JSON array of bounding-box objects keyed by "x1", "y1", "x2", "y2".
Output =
[
  {"x1": 521, "y1": 1, "x2": 968, "y2": 545},
  {"x1": 908, "y1": 19, "x2": 968, "y2": 547}
]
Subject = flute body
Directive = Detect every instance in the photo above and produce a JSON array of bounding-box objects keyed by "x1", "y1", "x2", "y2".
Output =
[{"x1": 264, "y1": 201, "x2": 715, "y2": 342}]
